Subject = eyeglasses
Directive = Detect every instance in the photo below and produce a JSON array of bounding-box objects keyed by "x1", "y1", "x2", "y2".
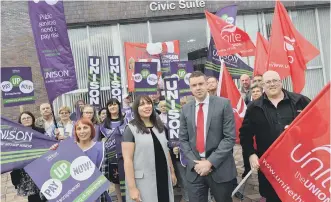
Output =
[
  {"x1": 83, "y1": 112, "x2": 94, "y2": 114},
  {"x1": 21, "y1": 117, "x2": 32, "y2": 121},
  {"x1": 263, "y1": 79, "x2": 281, "y2": 86}
]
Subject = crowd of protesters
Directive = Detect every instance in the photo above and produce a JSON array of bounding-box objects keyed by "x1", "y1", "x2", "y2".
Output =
[{"x1": 9, "y1": 70, "x2": 310, "y2": 202}]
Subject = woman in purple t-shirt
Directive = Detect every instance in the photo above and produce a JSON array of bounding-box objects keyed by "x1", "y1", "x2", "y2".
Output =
[
  {"x1": 81, "y1": 105, "x2": 101, "y2": 142},
  {"x1": 50, "y1": 118, "x2": 107, "y2": 202},
  {"x1": 100, "y1": 98, "x2": 129, "y2": 202}
]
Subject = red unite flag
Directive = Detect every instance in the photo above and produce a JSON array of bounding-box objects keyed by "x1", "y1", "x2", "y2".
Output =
[
  {"x1": 218, "y1": 62, "x2": 246, "y2": 144},
  {"x1": 267, "y1": 1, "x2": 320, "y2": 93},
  {"x1": 254, "y1": 32, "x2": 269, "y2": 76},
  {"x1": 259, "y1": 83, "x2": 330, "y2": 202},
  {"x1": 205, "y1": 11, "x2": 255, "y2": 57}
]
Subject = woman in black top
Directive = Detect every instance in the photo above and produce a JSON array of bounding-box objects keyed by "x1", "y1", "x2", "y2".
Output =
[
  {"x1": 10, "y1": 111, "x2": 46, "y2": 202},
  {"x1": 100, "y1": 98, "x2": 128, "y2": 202}
]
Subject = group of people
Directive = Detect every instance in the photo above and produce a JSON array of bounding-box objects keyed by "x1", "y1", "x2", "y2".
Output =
[{"x1": 9, "y1": 69, "x2": 311, "y2": 202}]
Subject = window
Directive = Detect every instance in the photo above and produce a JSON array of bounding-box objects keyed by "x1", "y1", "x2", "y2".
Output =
[
  {"x1": 318, "y1": 7, "x2": 330, "y2": 82},
  {"x1": 150, "y1": 19, "x2": 208, "y2": 68},
  {"x1": 68, "y1": 28, "x2": 89, "y2": 89},
  {"x1": 120, "y1": 22, "x2": 149, "y2": 43}
]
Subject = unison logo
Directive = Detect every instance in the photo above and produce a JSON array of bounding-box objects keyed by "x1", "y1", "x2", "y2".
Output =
[
  {"x1": 1, "y1": 129, "x2": 33, "y2": 142},
  {"x1": 165, "y1": 78, "x2": 180, "y2": 140},
  {"x1": 108, "y1": 56, "x2": 122, "y2": 103},
  {"x1": 44, "y1": 70, "x2": 69, "y2": 79},
  {"x1": 88, "y1": 56, "x2": 101, "y2": 106}
]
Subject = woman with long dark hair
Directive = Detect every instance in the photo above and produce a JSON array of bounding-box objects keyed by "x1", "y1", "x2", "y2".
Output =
[
  {"x1": 98, "y1": 107, "x2": 107, "y2": 123},
  {"x1": 122, "y1": 95, "x2": 177, "y2": 202},
  {"x1": 100, "y1": 98, "x2": 129, "y2": 202},
  {"x1": 10, "y1": 112, "x2": 46, "y2": 202}
]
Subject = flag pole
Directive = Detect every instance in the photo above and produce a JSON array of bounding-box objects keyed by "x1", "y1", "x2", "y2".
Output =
[
  {"x1": 231, "y1": 170, "x2": 252, "y2": 197},
  {"x1": 216, "y1": 58, "x2": 224, "y2": 97},
  {"x1": 50, "y1": 103, "x2": 58, "y2": 129}
]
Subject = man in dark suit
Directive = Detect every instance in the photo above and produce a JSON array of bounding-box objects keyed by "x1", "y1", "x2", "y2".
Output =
[{"x1": 179, "y1": 71, "x2": 237, "y2": 202}]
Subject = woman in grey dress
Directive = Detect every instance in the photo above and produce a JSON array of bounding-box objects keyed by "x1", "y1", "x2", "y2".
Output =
[{"x1": 122, "y1": 95, "x2": 177, "y2": 202}]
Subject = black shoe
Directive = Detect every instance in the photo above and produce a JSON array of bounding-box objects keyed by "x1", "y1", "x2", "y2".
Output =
[{"x1": 234, "y1": 191, "x2": 244, "y2": 200}]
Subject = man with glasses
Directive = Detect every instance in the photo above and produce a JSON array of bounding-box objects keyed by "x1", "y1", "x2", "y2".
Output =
[{"x1": 239, "y1": 70, "x2": 311, "y2": 202}]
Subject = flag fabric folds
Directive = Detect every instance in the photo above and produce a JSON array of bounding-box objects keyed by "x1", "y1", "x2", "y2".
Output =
[
  {"x1": 217, "y1": 62, "x2": 247, "y2": 144},
  {"x1": 259, "y1": 83, "x2": 330, "y2": 202},
  {"x1": 266, "y1": 1, "x2": 320, "y2": 93},
  {"x1": 254, "y1": 32, "x2": 269, "y2": 76},
  {"x1": 205, "y1": 11, "x2": 256, "y2": 57}
]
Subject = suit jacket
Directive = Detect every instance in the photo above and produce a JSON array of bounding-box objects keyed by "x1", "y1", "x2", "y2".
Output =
[{"x1": 179, "y1": 95, "x2": 237, "y2": 183}]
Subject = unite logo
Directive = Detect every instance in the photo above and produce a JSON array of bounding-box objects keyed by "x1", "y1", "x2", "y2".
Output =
[
  {"x1": 290, "y1": 143, "x2": 331, "y2": 200},
  {"x1": 284, "y1": 36, "x2": 296, "y2": 64},
  {"x1": 233, "y1": 97, "x2": 246, "y2": 118},
  {"x1": 221, "y1": 24, "x2": 242, "y2": 44}
]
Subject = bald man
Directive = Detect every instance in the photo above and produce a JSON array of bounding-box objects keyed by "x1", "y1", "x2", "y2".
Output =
[
  {"x1": 239, "y1": 71, "x2": 311, "y2": 202},
  {"x1": 239, "y1": 74, "x2": 251, "y2": 104},
  {"x1": 35, "y1": 103, "x2": 54, "y2": 130}
]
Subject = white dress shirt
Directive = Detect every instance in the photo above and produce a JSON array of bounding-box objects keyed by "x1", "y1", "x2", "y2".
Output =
[{"x1": 195, "y1": 93, "x2": 210, "y2": 158}]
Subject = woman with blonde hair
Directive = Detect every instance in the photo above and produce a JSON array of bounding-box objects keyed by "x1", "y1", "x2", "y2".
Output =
[
  {"x1": 57, "y1": 106, "x2": 75, "y2": 140},
  {"x1": 158, "y1": 100, "x2": 167, "y2": 125}
]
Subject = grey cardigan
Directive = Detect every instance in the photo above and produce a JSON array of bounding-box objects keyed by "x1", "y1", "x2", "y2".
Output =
[{"x1": 124, "y1": 123, "x2": 174, "y2": 202}]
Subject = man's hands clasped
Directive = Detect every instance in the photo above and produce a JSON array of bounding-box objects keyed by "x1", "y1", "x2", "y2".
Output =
[{"x1": 194, "y1": 159, "x2": 213, "y2": 176}]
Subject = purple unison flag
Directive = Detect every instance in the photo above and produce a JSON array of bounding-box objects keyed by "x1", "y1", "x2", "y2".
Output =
[
  {"x1": 88, "y1": 56, "x2": 101, "y2": 108},
  {"x1": 170, "y1": 61, "x2": 193, "y2": 96},
  {"x1": 25, "y1": 139, "x2": 110, "y2": 202},
  {"x1": 108, "y1": 56, "x2": 122, "y2": 103},
  {"x1": 134, "y1": 62, "x2": 158, "y2": 95},
  {"x1": 160, "y1": 53, "x2": 180, "y2": 77},
  {"x1": 164, "y1": 78, "x2": 180, "y2": 142},
  {"x1": 0, "y1": 116, "x2": 57, "y2": 174},
  {"x1": 205, "y1": 5, "x2": 253, "y2": 79},
  {"x1": 28, "y1": 0, "x2": 78, "y2": 103},
  {"x1": 1, "y1": 67, "x2": 35, "y2": 107}
]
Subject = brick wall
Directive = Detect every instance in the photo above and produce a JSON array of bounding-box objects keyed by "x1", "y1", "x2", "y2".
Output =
[
  {"x1": 63, "y1": 1, "x2": 329, "y2": 26},
  {"x1": 1, "y1": 1, "x2": 48, "y2": 121}
]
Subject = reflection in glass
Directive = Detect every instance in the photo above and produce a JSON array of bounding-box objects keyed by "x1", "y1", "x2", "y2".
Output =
[{"x1": 150, "y1": 19, "x2": 208, "y2": 69}]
